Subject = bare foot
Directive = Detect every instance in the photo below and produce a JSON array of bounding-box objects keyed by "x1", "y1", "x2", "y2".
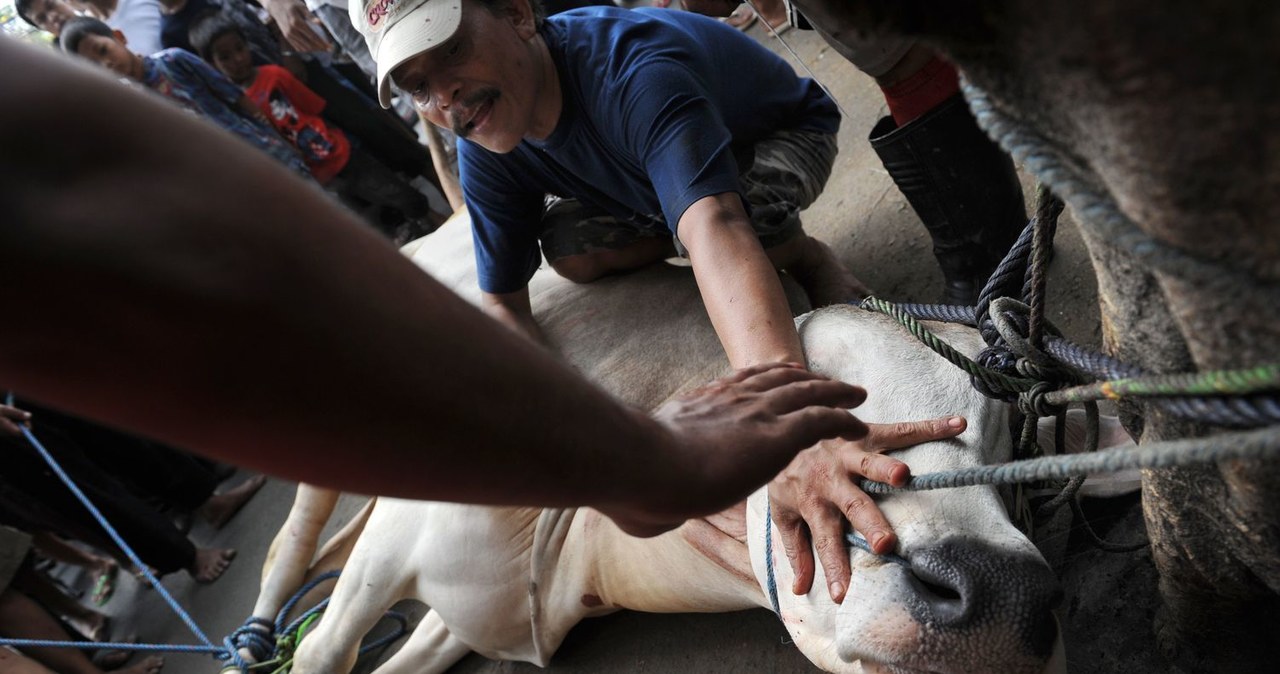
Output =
[
  {"x1": 189, "y1": 547, "x2": 236, "y2": 583},
  {"x1": 788, "y1": 236, "x2": 873, "y2": 307},
  {"x1": 118, "y1": 655, "x2": 164, "y2": 674},
  {"x1": 93, "y1": 649, "x2": 130, "y2": 670},
  {"x1": 724, "y1": 4, "x2": 757, "y2": 30},
  {"x1": 67, "y1": 611, "x2": 109, "y2": 642},
  {"x1": 752, "y1": 0, "x2": 789, "y2": 29},
  {"x1": 197, "y1": 475, "x2": 267, "y2": 529}
]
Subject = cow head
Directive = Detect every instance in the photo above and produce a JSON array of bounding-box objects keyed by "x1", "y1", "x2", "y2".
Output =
[{"x1": 748, "y1": 306, "x2": 1062, "y2": 673}]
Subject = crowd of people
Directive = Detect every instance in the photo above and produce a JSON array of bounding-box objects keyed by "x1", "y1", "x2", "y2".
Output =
[
  {"x1": 17, "y1": 0, "x2": 449, "y2": 244},
  {"x1": 1, "y1": 0, "x2": 1032, "y2": 672}
]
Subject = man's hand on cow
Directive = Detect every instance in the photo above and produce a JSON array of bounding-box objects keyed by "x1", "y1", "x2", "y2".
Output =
[
  {"x1": 0, "y1": 403, "x2": 32, "y2": 436},
  {"x1": 769, "y1": 416, "x2": 968, "y2": 603},
  {"x1": 601, "y1": 362, "x2": 869, "y2": 538},
  {"x1": 262, "y1": 0, "x2": 333, "y2": 53}
]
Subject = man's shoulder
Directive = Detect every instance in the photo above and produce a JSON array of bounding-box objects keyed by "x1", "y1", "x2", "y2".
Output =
[
  {"x1": 547, "y1": 6, "x2": 723, "y2": 47},
  {"x1": 547, "y1": 7, "x2": 763, "y2": 85}
]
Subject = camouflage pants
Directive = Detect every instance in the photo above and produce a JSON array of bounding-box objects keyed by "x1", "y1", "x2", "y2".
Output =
[{"x1": 538, "y1": 128, "x2": 838, "y2": 262}]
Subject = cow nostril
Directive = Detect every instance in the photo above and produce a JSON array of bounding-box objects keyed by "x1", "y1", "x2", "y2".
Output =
[
  {"x1": 907, "y1": 565, "x2": 972, "y2": 625},
  {"x1": 916, "y1": 577, "x2": 961, "y2": 602}
]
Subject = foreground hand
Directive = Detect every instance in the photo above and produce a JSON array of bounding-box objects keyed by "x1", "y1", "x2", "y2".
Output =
[
  {"x1": 602, "y1": 362, "x2": 869, "y2": 537},
  {"x1": 263, "y1": 0, "x2": 332, "y2": 53},
  {"x1": 0, "y1": 403, "x2": 32, "y2": 436},
  {"x1": 769, "y1": 416, "x2": 968, "y2": 603}
]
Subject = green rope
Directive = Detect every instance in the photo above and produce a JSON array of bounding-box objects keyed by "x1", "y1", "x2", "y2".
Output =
[
  {"x1": 860, "y1": 296, "x2": 1039, "y2": 396},
  {"x1": 1046, "y1": 364, "x2": 1280, "y2": 405}
]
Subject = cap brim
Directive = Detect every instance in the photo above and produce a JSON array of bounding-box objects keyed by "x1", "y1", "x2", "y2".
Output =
[{"x1": 373, "y1": 2, "x2": 463, "y2": 108}]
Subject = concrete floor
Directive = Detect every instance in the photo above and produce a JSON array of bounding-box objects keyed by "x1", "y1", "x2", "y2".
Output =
[{"x1": 72, "y1": 14, "x2": 1131, "y2": 674}]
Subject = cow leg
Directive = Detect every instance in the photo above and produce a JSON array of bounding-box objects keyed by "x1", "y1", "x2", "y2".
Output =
[
  {"x1": 371, "y1": 610, "x2": 471, "y2": 674},
  {"x1": 291, "y1": 531, "x2": 411, "y2": 674},
  {"x1": 286, "y1": 496, "x2": 377, "y2": 623},
  {"x1": 255, "y1": 486, "x2": 342, "y2": 619}
]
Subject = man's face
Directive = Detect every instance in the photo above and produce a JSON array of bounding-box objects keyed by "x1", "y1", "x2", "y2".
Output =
[
  {"x1": 389, "y1": 0, "x2": 543, "y2": 154},
  {"x1": 76, "y1": 33, "x2": 142, "y2": 81},
  {"x1": 26, "y1": 0, "x2": 77, "y2": 35},
  {"x1": 208, "y1": 32, "x2": 254, "y2": 85}
]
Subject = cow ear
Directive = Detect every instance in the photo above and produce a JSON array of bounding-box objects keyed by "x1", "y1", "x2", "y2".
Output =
[{"x1": 806, "y1": 0, "x2": 1006, "y2": 45}]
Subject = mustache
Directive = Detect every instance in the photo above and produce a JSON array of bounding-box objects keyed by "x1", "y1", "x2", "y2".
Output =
[{"x1": 450, "y1": 89, "x2": 501, "y2": 138}]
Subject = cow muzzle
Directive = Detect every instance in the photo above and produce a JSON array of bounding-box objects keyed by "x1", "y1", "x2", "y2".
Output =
[{"x1": 838, "y1": 535, "x2": 1061, "y2": 674}]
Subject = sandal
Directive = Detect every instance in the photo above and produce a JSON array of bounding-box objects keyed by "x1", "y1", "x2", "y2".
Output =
[{"x1": 91, "y1": 561, "x2": 119, "y2": 606}]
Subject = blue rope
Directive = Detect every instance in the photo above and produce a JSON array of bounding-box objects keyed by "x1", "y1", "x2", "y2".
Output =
[
  {"x1": 762, "y1": 502, "x2": 913, "y2": 621},
  {"x1": 1, "y1": 394, "x2": 408, "y2": 670},
  {"x1": 356, "y1": 610, "x2": 409, "y2": 655},
  {"x1": 2, "y1": 393, "x2": 220, "y2": 654},
  {"x1": 0, "y1": 639, "x2": 224, "y2": 654},
  {"x1": 844, "y1": 533, "x2": 911, "y2": 568},
  {"x1": 276, "y1": 570, "x2": 341, "y2": 635},
  {"x1": 763, "y1": 501, "x2": 781, "y2": 618}
]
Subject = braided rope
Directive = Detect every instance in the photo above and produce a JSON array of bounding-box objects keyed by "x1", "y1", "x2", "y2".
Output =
[
  {"x1": 1047, "y1": 364, "x2": 1280, "y2": 403},
  {"x1": 860, "y1": 425, "x2": 1280, "y2": 494},
  {"x1": 867, "y1": 303, "x2": 1280, "y2": 427},
  {"x1": 859, "y1": 296, "x2": 1038, "y2": 396}
]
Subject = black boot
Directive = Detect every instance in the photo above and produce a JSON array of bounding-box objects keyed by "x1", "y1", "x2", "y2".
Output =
[{"x1": 870, "y1": 93, "x2": 1027, "y2": 305}]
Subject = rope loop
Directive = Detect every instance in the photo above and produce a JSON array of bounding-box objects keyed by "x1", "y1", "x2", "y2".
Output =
[
  {"x1": 1018, "y1": 382, "x2": 1063, "y2": 418},
  {"x1": 219, "y1": 618, "x2": 273, "y2": 669},
  {"x1": 973, "y1": 346, "x2": 1021, "y2": 401}
]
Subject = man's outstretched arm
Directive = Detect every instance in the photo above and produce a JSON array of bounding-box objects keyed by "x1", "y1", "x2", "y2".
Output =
[{"x1": 0, "y1": 39, "x2": 869, "y2": 536}]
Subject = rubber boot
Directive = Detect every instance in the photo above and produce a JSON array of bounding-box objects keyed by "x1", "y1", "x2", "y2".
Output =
[{"x1": 870, "y1": 93, "x2": 1027, "y2": 305}]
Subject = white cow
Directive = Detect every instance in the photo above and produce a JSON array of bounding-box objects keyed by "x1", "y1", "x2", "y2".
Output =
[{"x1": 255, "y1": 215, "x2": 1064, "y2": 674}]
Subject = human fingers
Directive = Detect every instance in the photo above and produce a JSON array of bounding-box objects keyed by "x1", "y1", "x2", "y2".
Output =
[
  {"x1": 864, "y1": 416, "x2": 967, "y2": 452},
  {"x1": 834, "y1": 440, "x2": 910, "y2": 486},
  {"x1": 830, "y1": 478, "x2": 897, "y2": 556},
  {"x1": 0, "y1": 417, "x2": 21, "y2": 436},
  {"x1": 770, "y1": 496, "x2": 816, "y2": 596},
  {"x1": 0, "y1": 406, "x2": 30, "y2": 436},
  {"x1": 775, "y1": 407, "x2": 870, "y2": 447},
  {"x1": 709, "y1": 361, "x2": 806, "y2": 387},
  {"x1": 806, "y1": 502, "x2": 853, "y2": 603},
  {"x1": 759, "y1": 377, "x2": 868, "y2": 415}
]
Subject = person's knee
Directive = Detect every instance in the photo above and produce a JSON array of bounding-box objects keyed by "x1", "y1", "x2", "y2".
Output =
[{"x1": 549, "y1": 255, "x2": 606, "y2": 284}]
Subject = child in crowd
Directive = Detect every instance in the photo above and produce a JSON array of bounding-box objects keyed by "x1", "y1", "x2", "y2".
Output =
[
  {"x1": 189, "y1": 15, "x2": 439, "y2": 242},
  {"x1": 59, "y1": 16, "x2": 313, "y2": 179},
  {"x1": 15, "y1": 0, "x2": 81, "y2": 36}
]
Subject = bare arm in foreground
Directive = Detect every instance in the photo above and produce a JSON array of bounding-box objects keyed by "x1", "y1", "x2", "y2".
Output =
[{"x1": 0, "y1": 39, "x2": 870, "y2": 536}]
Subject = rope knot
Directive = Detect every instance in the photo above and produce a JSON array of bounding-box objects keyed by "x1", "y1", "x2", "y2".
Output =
[
  {"x1": 974, "y1": 346, "x2": 1021, "y2": 401},
  {"x1": 1018, "y1": 382, "x2": 1062, "y2": 418},
  {"x1": 221, "y1": 617, "x2": 275, "y2": 670},
  {"x1": 1015, "y1": 357, "x2": 1049, "y2": 380}
]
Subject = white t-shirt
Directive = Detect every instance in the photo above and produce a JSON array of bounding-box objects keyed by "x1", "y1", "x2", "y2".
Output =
[
  {"x1": 304, "y1": 0, "x2": 347, "y2": 12},
  {"x1": 107, "y1": 0, "x2": 164, "y2": 55}
]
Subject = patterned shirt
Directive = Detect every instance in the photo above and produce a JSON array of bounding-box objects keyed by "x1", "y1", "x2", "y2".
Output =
[
  {"x1": 140, "y1": 49, "x2": 310, "y2": 177},
  {"x1": 245, "y1": 65, "x2": 351, "y2": 184}
]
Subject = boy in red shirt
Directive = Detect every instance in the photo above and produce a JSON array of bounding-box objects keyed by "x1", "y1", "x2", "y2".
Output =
[{"x1": 190, "y1": 14, "x2": 439, "y2": 243}]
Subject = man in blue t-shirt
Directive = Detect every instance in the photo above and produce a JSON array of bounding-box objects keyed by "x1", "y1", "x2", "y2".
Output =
[{"x1": 352, "y1": 0, "x2": 913, "y2": 606}]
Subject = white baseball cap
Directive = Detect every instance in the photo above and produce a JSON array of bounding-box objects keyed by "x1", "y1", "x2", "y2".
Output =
[{"x1": 350, "y1": 0, "x2": 463, "y2": 108}]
